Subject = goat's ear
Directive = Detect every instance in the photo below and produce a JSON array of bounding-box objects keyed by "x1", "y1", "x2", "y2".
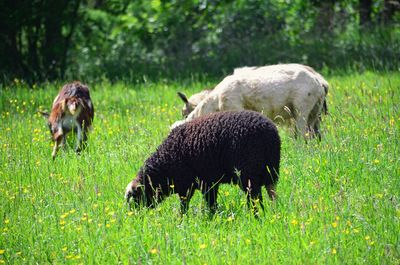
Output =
[
  {"x1": 38, "y1": 110, "x2": 50, "y2": 119},
  {"x1": 177, "y1": 92, "x2": 189, "y2": 104}
]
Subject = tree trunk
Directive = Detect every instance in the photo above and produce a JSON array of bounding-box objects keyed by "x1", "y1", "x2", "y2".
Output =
[
  {"x1": 381, "y1": 0, "x2": 400, "y2": 24},
  {"x1": 314, "y1": 1, "x2": 335, "y2": 35},
  {"x1": 359, "y1": 0, "x2": 372, "y2": 27}
]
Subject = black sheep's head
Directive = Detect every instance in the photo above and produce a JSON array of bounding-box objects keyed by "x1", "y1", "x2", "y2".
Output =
[{"x1": 125, "y1": 178, "x2": 144, "y2": 206}]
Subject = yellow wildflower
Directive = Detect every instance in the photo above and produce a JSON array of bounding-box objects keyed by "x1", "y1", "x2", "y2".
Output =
[
  {"x1": 199, "y1": 244, "x2": 207, "y2": 249},
  {"x1": 331, "y1": 248, "x2": 337, "y2": 254}
]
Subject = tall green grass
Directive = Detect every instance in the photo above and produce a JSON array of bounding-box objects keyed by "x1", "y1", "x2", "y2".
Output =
[{"x1": 0, "y1": 72, "x2": 399, "y2": 264}]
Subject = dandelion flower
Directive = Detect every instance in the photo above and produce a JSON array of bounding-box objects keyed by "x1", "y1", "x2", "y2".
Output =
[
  {"x1": 0, "y1": 249, "x2": 4, "y2": 254},
  {"x1": 149, "y1": 248, "x2": 158, "y2": 254},
  {"x1": 365, "y1": 236, "x2": 370, "y2": 241},
  {"x1": 331, "y1": 248, "x2": 337, "y2": 254},
  {"x1": 332, "y1": 222, "x2": 338, "y2": 228},
  {"x1": 199, "y1": 244, "x2": 207, "y2": 249}
]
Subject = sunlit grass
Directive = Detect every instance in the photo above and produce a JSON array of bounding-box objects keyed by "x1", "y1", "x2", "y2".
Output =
[{"x1": 0, "y1": 72, "x2": 399, "y2": 264}]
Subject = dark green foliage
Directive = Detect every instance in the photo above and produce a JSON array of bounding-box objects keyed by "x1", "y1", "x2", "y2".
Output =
[
  {"x1": 1, "y1": 0, "x2": 399, "y2": 83},
  {"x1": 0, "y1": 0, "x2": 81, "y2": 82}
]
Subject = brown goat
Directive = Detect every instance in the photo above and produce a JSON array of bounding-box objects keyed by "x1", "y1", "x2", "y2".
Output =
[{"x1": 40, "y1": 82, "x2": 94, "y2": 159}]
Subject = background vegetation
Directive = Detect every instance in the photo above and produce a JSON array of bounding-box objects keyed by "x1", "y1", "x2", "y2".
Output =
[
  {"x1": 0, "y1": 72, "x2": 399, "y2": 263},
  {"x1": 1, "y1": 0, "x2": 399, "y2": 83}
]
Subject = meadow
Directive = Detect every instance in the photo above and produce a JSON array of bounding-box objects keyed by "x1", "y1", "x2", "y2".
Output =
[{"x1": 0, "y1": 71, "x2": 399, "y2": 264}]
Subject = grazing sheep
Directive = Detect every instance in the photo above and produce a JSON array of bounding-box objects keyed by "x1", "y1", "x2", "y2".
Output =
[
  {"x1": 125, "y1": 110, "x2": 281, "y2": 215},
  {"x1": 174, "y1": 64, "x2": 329, "y2": 140},
  {"x1": 40, "y1": 81, "x2": 94, "y2": 159}
]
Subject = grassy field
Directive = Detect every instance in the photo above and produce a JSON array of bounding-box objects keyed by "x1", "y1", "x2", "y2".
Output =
[{"x1": 0, "y1": 71, "x2": 399, "y2": 264}]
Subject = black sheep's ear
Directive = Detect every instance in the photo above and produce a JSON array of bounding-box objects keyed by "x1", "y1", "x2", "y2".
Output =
[
  {"x1": 177, "y1": 92, "x2": 189, "y2": 104},
  {"x1": 38, "y1": 110, "x2": 50, "y2": 119}
]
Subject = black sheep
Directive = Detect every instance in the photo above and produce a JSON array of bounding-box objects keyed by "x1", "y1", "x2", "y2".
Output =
[{"x1": 125, "y1": 110, "x2": 281, "y2": 214}]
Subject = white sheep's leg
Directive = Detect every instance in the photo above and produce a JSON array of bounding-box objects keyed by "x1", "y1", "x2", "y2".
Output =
[
  {"x1": 311, "y1": 118, "x2": 322, "y2": 141},
  {"x1": 293, "y1": 100, "x2": 314, "y2": 140},
  {"x1": 307, "y1": 99, "x2": 324, "y2": 140},
  {"x1": 294, "y1": 113, "x2": 308, "y2": 140}
]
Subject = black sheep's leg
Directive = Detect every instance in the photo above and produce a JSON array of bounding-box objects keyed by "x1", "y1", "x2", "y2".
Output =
[
  {"x1": 245, "y1": 179, "x2": 263, "y2": 215},
  {"x1": 179, "y1": 188, "x2": 194, "y2": 215},
  {"x1": 267, "y1": 184, "x2": 277, "y2": 201},
  {"x1": 202, "y1": 183, "x2": 219, "y2": 214}
]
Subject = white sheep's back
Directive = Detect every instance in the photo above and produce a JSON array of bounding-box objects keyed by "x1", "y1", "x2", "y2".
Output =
[{"x1": 209, "y1": 65, "x2": 323, "y2": 122}]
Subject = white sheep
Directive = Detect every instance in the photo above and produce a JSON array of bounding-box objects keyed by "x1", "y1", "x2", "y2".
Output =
[{"x1": 174, "y1": 64, "x2": 329, "y2": 139}]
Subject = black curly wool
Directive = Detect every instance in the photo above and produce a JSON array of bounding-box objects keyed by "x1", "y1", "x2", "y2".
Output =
[{"x1": 132, "y1": 110, "x2": 281, "y2": 213}]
